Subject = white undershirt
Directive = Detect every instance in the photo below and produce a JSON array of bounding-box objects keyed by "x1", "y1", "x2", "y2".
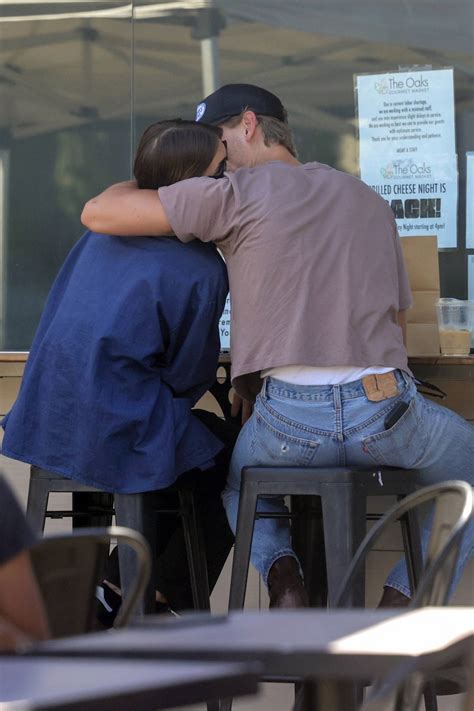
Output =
[{"x1": 261, "y1": 365, "x2": 394, "y2": 385}]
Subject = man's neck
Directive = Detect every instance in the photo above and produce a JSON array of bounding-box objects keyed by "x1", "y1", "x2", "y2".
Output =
[{"x1": 254, "y1": 144, "x2": 300, "y2": 167}]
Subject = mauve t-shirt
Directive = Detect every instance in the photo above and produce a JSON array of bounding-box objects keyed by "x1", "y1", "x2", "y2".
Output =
[{"x1": 159, "y1": 161, "x2": 412, "y2": 400}]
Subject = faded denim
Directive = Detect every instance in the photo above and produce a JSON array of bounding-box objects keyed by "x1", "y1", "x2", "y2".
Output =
[{"x1": 222, "y1": 371, "x2": 474, "y2": 596}]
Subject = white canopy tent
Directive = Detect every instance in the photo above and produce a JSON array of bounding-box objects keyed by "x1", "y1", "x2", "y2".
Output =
[
  {"x1": 0, "y1": 0, "x2": 472, "y2": 347},
  {"x1": 221, "y1": 0, "x2": 474, "y2": 55},
  {"x1": 1, "y1": 0, "x2": 472, "y2": 140}
]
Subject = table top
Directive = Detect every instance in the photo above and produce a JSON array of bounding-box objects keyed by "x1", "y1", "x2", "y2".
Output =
[
  {"x1": 0, "y1": 657, "x2": 259, "y2": 711},
  {"x1": 29, "y1": 607, "x2": 474, "y2": 681}
]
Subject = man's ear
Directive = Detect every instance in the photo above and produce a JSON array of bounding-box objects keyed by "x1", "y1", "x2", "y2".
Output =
[{"x1": 241, "y1": 110, "x2": 258, "y2": 141}]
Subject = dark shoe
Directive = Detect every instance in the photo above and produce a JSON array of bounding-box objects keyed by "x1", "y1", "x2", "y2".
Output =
[
  {"x1": 155, "y1": 601, "x2": 180, "y2": 618},
  {"x1": 96, "y1": 584, "x2": 179, "y2": 629},
  {"x1": 96, "y1": 583, "x2": 122, "y2": 628},
  {"x1": 267, "y1": 556, "x2": 309, "y2": 609},
  {"x1": 378, "y1": 585, "x2": 410, "y2": 608}
]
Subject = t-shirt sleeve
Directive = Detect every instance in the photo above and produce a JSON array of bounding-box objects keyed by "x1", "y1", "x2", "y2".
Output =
[
  {"x1": 0, "y1": 475, "x2": 36, "y2": 565},
  {"x1": 158, "y1": 176, "x2": 238, "y2": 245},
  {"x1": 394, "y1": 229, "x2": 412, "y2": 311}
]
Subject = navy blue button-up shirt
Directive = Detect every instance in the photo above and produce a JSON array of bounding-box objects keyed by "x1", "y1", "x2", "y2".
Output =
[{"x1": 2, "y1": 232, "x2": 228, "y2": 493}]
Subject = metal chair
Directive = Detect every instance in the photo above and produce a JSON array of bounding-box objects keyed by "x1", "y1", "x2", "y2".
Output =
[
  {"x1": 26, "y1": 466, "x2": 212, "y2": 615},
  {"x1": 359, "y1": 641, "x2": 474, "y2": 711},
  {"x1": 462, "y1": 640, "x2": 474, "y2": 711},
  {"x1": 238, "y1": 481, "x2": 472, "y2": 711},
  {"x1": 334, "y1": 480, "x2": 473, "y2": 609},
  {"x1": 335, "y1": 480, "x2": 474, "y2": 711},
  {"x1": 228, "y1": 466, "x2": 424, "y2": 611},
  {"x1": 359, "y1": 658, "x2": 428, "y2": 711},
  {"x1": 29, "y1": 526, "x2": 151, "y2": 637}
]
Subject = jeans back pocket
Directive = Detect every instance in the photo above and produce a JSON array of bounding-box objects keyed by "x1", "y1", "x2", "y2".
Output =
[
  {"x1": 252, "y1": 402, "x2": 322, "y2": 467},
  {"x1": 361, "y1": 395, "x2": 429, "y2": 468}
]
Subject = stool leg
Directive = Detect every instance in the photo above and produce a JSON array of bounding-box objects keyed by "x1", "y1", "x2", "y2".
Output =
[
  {"x1": 177, "y1": 492, "x2": 217, "y2": 711},
  {"x1": 114, "y1": 493, "x2": 157, "y2": 616},
  {"x1": 422, "y1": 684, "x2": 438, "y2": 711},
  {"x1": 321, "y1": 484, "x2": 366, "y2": 607},
  {"x1": 228, "y1": 483, "x2": 259, "y2": 611},
  {"x1": 292, "y1": 495, "x2": 327, "y2": 607},
  {"x1": 26, "y1": 467, "x2": 51, "y2": 534},
  {"x1": 399, "y1": 507, "x2": 424, "y2": 596},
  {"x1": 178, "y1": 489, "x2": 211, "y2": 611}
]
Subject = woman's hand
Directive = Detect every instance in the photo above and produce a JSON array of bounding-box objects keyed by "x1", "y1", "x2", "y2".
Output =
[{"x1": 231, "y1": 393, "x2": 254, "y2": 425}]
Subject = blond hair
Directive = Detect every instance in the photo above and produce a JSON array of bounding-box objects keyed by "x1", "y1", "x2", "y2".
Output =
[{"x1": 224, "y1": 109, "x2": 297, "y2": 158}]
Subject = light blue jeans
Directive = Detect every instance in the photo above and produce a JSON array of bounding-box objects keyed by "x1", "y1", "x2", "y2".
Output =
[{"x1": 222, "y1": 371, "x2": 474, "y2": 598}]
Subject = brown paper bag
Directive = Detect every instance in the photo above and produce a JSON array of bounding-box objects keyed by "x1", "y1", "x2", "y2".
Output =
[{"x1": 400, "y1": 236, "x2": 440, "y2": 356}]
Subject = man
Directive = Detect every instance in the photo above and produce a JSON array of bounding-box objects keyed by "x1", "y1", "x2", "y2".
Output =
[{"x1": 81, "y1": 85, "x2": 473, "y2": 608}]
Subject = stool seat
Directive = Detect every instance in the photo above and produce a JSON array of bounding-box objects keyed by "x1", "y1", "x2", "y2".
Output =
[{"x1": 229, "y1": 466, "x2": 423, "y2": 610}]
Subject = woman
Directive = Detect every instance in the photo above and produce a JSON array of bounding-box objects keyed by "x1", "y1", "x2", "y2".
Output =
[{"x1": 2, "y1": 119, "x2": 236, "y2": 614}]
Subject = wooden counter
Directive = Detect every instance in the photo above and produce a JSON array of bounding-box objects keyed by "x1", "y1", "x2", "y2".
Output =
[
  {"x1": 407, "y1": 356, "x2": 474, "y2": 421},
  {"x1": 408, "y1": 355, "x2": 474, "y2": 381},
  {"x1": 1, "y1": 352, "x2": 473, "y2": 369},
  {"x1": 1, "y1": 353, "x2": 473, "y2": 421}
]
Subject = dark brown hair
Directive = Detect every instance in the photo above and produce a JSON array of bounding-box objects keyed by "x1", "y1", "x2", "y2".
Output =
[{"x1": 133, "y1": 119, "x2": 222, "y2": 189}]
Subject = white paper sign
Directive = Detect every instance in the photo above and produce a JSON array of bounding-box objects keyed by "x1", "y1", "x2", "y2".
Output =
[
  {"x1": 219, "y1": 293, "x2": 231, "y2": 351},
  {"x1": 356, "y1": 68, "x2": 458, "y2": 248},
  {"x1": 468, "y1": 256, "x2": 474, "y2": 349},
  {"x1": 466, "y1": 153, "x2": 474, "y2": 249},
  {"x1": 468, "y1": 256, "x2": 474, "y2": 301}
]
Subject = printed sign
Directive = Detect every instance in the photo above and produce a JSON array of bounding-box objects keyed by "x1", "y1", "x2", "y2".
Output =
[
  {"x1": 356, "y1": 68, "x2": 458, "y2": 248},
  {"x1": 468, "y1": 256, "x2": 474, "y2": 349},
  {"x1": 219, "y1": 293, "x2": 231, "y2": 351},
  {"x1": 469, "y1": 256, "x2": 474, "y2": 301},
  {"x1": 467, "y1": 153, "x2": 474, "y2": 249}
]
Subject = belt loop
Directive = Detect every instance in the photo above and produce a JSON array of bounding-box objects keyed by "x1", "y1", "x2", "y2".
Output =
[
  {"x1": 260, "y1": 377, "x2": 268, "y2": 398},
  {"x1": 399, "y1": 369, "x2": 412, "y2": 387}
]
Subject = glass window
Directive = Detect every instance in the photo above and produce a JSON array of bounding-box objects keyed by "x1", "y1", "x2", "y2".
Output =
[
  {"x1": 0, "y1": 2, "x2": 132, "y2": 349},
  {"x1": 1, "y1": 1, "x2": 473, "y2": 350}
]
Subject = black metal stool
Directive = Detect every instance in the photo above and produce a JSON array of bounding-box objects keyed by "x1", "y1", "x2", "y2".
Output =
[
  {"x1": 228, "y1": 466, "x2": 424, "y2": 610},
  {"x1": 26, "y1": 466, "x2": 211, "y2": 615}
]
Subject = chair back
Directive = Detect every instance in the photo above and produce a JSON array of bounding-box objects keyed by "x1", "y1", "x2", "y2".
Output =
[
  {"x1": 335, "y1": 481, "x2": 472, "y2": 711},
  {"x1": 462, "y1": 639, "x2": 474, "y2": 711},
  {"x1": 30, "y1": 526, "x2": 151, "y2": 637},
  {"x1": 360, "y1": 636, "x2": 474, "y2": 711},
  {"x1": 333, "y1": 480, "x2": 472, "y2": 610},
  {"x1": 359, "y1": 658, "x2": 425, "y2": 711}
]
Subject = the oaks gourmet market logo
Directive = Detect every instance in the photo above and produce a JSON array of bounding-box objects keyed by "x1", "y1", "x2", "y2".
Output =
[
  {"x1": 381, "y1": 159, "x2": 432, "y2": 179},
  {"x1": 375, "y1": 75, "x2": 429, "y2": 95}
]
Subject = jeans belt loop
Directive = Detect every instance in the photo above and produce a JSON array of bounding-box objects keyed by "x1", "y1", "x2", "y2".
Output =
[{"x1": 399, "y1": 369, "x2": 412, "y2": 388}]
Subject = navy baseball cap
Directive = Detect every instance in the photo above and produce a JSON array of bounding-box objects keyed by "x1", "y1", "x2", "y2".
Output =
[{"x1": 195, "y1": 83, "x2": 287, "y2": 125}]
